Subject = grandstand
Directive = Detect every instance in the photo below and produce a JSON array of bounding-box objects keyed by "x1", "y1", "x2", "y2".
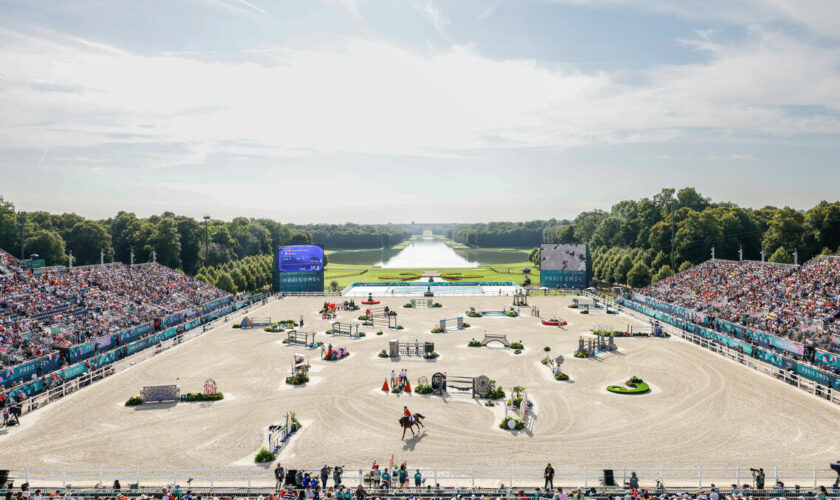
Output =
[
  {"x1": 0, "y1": 248, "x2": 230, "y2": 400},
  {"x1": 641, "y1": 257, "x2": 840, "y2": 347}
]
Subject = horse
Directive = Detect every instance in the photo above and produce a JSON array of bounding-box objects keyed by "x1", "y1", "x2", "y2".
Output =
[{"x1": 398, "y1": 413, "x2": 425, "y2": 439}]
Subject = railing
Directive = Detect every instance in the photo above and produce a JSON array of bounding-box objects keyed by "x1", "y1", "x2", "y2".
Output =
[
  {"x1": 281, "y1": 291, "x2": 342, "y2": 297},
  {"x1": 11, "y1": 296, "x2": 278, "y2": 418},
  {"x1": 4, "y1": 466, "x2": 839, "y2": 490},
  {"x1": 600, "y1": 293, "x2": 840, "y2": 407}
]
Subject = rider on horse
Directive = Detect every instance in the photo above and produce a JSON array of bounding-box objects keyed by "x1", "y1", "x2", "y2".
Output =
[{"x1": 403, "y1": 406, "x2": 414, "y2": 424}]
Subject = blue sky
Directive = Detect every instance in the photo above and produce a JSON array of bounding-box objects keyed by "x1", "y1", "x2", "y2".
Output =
[{"x1": 1, "y1": 0, "x2": 840, "y2": 222}]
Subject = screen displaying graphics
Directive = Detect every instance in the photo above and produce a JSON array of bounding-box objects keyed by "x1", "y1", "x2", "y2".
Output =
[
  {"x1": 274, "y1": 245, "x2": 325, "y2": 293},
  {"x1": 540, "y1": 243, "x2": 592, "y2": 289},
  {"x1": 278, "y1": 245, "x2": 324, "y2": 272}
]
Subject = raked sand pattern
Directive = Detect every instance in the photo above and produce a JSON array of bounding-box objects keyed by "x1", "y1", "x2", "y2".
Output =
[{"x1": 2, "y1": 296, "x2": 839, "y2": 471}]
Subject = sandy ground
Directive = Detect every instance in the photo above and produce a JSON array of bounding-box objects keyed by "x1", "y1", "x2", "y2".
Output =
[{"x1": 2, "y1": 296, "x2": 840, "y2": 472}]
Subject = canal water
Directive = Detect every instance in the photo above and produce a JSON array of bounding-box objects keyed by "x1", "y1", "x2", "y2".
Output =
[{"x1": 328, "y1": 237, "x2": 528, "y2": 268}]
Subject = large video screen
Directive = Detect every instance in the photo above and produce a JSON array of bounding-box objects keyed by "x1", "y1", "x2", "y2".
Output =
[{"x1": 278, "y1": 245, "x2": 324, "y2": 273}]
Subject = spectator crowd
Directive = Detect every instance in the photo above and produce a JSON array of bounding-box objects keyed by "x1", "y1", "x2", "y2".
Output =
[
  {"x1": 642, "y1": 258, "x2": 840, "y2": 352},
  {"x1": 0, "y1": 249, "x2": 227, "y2": 370}
]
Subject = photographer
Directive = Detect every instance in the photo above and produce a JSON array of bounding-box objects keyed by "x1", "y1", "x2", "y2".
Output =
[
  {"x1": 830, "y1": 460, "x2": 840, "y2": 488},
  {"x1": 750, "y1": 468, "x2": 765, "y2": 489},
  {"x1": 333, "y1": 465, "x2": 343, "y2": 487}
]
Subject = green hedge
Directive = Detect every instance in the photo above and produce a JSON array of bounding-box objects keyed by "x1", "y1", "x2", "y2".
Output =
[
  {"x1": 255, "y1": 446, "x2": 276, "y2": 463},
  {"x1": 468, "y1": 339, "x2": 482, "y2": 347},
  {"x1": 286, "y1": 374, "x2": 309, "y2": 385},
  {"x1": 499, "y1": 416, "x2": 525, "y2": 431},
  {"x1": 183, "y1": 392, "x2": 224, "y2": 402},
  {"x1": 125, "y1": 395, "x2": 143, "y2": 406},
  {"x1": 606, "y1": 376, "x2": 650, "y2": 394},
  {"x1": 415, "y1": 384, "x2": 434, "y2": 394}
]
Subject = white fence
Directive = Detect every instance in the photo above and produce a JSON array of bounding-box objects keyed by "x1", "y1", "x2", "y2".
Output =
[
  {"x1": 13, "y1": 296, "x2": 281, "y2": 418},
  {"x1": 599, "y1": 292, "x2": 840, "y2": 407},
  {"x1": 4, "y1": 466, "x2": 839, "y2": 489}
]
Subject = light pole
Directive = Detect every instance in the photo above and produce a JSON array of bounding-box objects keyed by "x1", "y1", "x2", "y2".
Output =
[
  {"x1": 203, "y1": 215, "x2": 211, "y2": 263},
  {"x1": 17, "y1": 211, "x2": 26, "y2": 260}
]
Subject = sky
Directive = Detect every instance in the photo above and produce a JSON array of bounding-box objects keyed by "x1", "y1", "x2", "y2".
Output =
[{"x1": 1, "y1": 0, "x2": 840, "y2": 223}]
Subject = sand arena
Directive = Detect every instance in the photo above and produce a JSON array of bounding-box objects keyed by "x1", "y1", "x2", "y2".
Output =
[{"x1": 2, "y1": 296, "x2": 839, "y2": 475}]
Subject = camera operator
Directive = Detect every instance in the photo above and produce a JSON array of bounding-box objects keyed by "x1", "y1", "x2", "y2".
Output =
[
  {"x1": 750, "y1": 468, "x2": 765, "y2": 489},
  {"x1": 830, "y1": 460, "x2": 840, "y2": 488}
]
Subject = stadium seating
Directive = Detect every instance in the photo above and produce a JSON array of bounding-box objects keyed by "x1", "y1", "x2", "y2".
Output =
[
  {"x1": 0, "y1": 249, "x2": 227, "y2": 369},
  {"x1": 643, "y1": 258, "x2": 840, "y2": 350}
]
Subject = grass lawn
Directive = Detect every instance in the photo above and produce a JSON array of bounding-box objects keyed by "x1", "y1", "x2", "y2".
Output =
[
  {"x1": 390, "y1": 237, "x2": 415, "y2": 250},
  {"x1": 439, "y1": 237, "x2": 469, "y2": 249},
  {"x1": 323, "y1": 262, "x2": 535, "y2": 289}
]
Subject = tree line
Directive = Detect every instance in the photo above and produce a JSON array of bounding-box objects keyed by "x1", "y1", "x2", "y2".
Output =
[
  {"x1": 527, "y1": 187, "x2": 840, "y2": 288},
  {"x1": 446, "y1": 220, "x2": 567, "y2": 247},
  {"x1": 291, "y1": 223, "x2": 411, "y2": 249},
  {"x1": 0, "y1": 201, "x2": 315, "y2": 274}
]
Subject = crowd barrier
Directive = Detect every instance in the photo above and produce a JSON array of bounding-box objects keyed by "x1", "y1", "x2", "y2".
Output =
[
  {"x1": 1, "y1": 295, "x2": 252, "y2": 398},
  {"x1": 11, "y1": 295, "x2": 273, "y2": 417},
  {"x1": 630, "y1": 292, "x2": 840, "y2": 371},
  {"x1": 614, "y1": 297, "x2": 840, "y2": 395},
  {"x1": 3, "y1": 466, "x2": 839, "y2": 490}
]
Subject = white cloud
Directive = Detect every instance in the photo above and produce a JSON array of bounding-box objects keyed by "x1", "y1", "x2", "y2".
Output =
[
  {"x1": 0, "y1": 24, "x2": 839, "y2": 169},
  {"x1": 544, "y1": 0, "x2": 840, "y2": 40}
]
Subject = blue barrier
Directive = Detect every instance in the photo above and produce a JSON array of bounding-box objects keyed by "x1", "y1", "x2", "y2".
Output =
[
  {"x1": 2, "y1": 295, "x2": 239, "y2": 392},
  {"x1": 618, "y1": 298, "x2": 840, "y2": 390}
]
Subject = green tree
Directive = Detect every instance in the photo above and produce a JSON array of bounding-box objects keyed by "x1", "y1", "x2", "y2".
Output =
[
  {"x1": 230, "y1": 267, "x2": 247, "y2": 292},
  {"x1": 0, "y1": 197, "x2": 18, "y2": 253},
  {"x1": 65, "y1": 221, "x2": 114, "y2": 265},
  {"x1": 676, "y1": 187, "x2": 709, "y2": 212},
  {"x1": 613, "y1": 255, "x2": 634, "y2": 284},
  {"x1": 678, "y1": 261, "x2": 693, "y2": 272},
  {"x1": 573, "y1": 210, "x2": 608, "y2": 243},
  {"x1": 652, "y1": 264, "x2": 675, "y2": 283},
  {"x1": 289, "y1": 231, "x2": 312, "y2": 244},
  {"x1": 528, "y1": 247, "x2": 540, "y2": 267},
  {"x1": 591, "y1": 216, "x2": 623, "y2": 247},
  {"x1": 108, "y1": 211, "x2": 138, "y2": 263},
  {"x1": 675, "y1": 210, "x2": 722, "y2": 264},
  {"x1": 551, "y1": 225, "x2": 577, "y2": 244},
  {"x1": 768, "y1": 246, "x2": 792, "y2": 264},
  {"x1": 145, "y1": 219, "x2": 182, "y2": 269},
  {"x1": 24, "y1": 229, "x2": 67, "y2": 265},
  {"x1": 215, "y1": 271, "x2": 237, "y2": 293},
  {"x1": 762, "y1": 208, "x2": 804, "y2": 256},
  {"x1": 626, "y1": 262, "x2": 651, "y2": 288},
  {"x1": 176, "y1": 217, "x2": 204, "y2": 274}
]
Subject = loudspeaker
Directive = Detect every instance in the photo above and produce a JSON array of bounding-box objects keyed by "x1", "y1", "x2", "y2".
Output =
[{"x1": 602, "y1": 469, "x2": 615, "y2": 486}]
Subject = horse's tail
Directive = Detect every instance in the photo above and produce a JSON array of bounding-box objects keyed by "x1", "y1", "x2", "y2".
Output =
[{"x1": 414, "y1": 413, "x2": 425, "y2": 419}]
